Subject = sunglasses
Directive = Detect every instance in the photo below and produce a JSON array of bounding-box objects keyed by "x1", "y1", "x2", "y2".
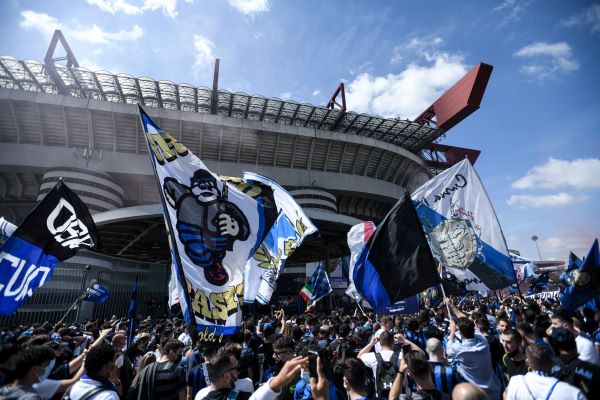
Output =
[{"x1": 226, "y1": 365, "x2": 241, "y2": 373}]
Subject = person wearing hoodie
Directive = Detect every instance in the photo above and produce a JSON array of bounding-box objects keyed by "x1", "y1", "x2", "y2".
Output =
[{"x1": 0, "y1": 345, "x2": 56, "y2": 400}]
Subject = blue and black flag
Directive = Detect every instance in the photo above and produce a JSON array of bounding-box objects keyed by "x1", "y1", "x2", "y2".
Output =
[
  {"x1": 561, "y1": 239, "x2": 600, "y2": 312},
  {"x1": 83, "y1": 281, "x2": 110, "y2": 303},
  {"x1": 353, "y1": 192, "x2": 439, "y2": 312},
  {"x1": 0, "y1": 180, "x2": 99, "y2": 315},
  {"x1": 127, "y1": 276, "x2": 139, "y2": 347}
]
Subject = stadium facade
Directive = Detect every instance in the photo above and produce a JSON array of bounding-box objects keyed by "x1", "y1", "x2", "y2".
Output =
[{"x1": 0, "y1": 32, "x2": 490, "y2": 324}]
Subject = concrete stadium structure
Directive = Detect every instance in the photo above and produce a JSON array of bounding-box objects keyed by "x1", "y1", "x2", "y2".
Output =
[{"x1": 0, "y1": 33, "x2": 490, "y2": 323}]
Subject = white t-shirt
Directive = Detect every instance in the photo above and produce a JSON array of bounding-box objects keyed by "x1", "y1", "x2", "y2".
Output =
[
  {"x1": 195, "y1": 378, "x2": 254, "y2": 400},
  {"x1": 33, "y1": 379, "x2": 61, "y2": 399},
  {"x1": 68, "y1": 378, "x2": 120, "y2": 400},
  {"x1": 359, "y1": 349, "x2": 401, "y2": 381},
  {"x1": 505, "y1": 372, "x2": 585, "y2": 400},
  {"x1": 576, "y1": 335, "x2": 600, "y2": 365},
  {"x1": 178, "y1": 332, "x2": 192, "y2": 348}
]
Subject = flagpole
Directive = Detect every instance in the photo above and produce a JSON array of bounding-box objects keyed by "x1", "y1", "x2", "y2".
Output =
[
  {"x1": 57, "y1": 298, "x2": 79, "y2": 325},
  {"x1": 138, "y1": 106, "x2": 198, "y2": 343},
  {"x1": 437, "y1": 263, "x2": 453, "y2": 318}
]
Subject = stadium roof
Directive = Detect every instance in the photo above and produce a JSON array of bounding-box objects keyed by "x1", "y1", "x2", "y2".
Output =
[{"x1": 0, "y1": 56, "x2": 445, "y2": 153}]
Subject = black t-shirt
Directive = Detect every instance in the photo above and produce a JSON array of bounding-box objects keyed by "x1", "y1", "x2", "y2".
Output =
[{"x1": 502, "y1": 353, "x2": 528, "y2": 378}]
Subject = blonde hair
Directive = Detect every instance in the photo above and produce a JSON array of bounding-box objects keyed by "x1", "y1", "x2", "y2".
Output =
[{"x1": 132, "y1": 352, "x2": 157, "y2": 383}]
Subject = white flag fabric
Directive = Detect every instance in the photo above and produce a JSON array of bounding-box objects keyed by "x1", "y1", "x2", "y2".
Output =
[
  {"x1": 242, "y1": 172, "x2": 317, "y2": 304},
  {"x1": 345, "y1": 221, "x2": 376, "y2": 302},
  {"x1": 411, "y1": 158, "x2": 516, "y2": 292},
  {"x1": 167, "y1": 262, "x2": 180, "y2": 308},
  {"x1": 0, "y1": 217, "x2": 16, "y2": 241},
  {"x1": 140, "y1": 108, "x2": 275, "y2": 337}
]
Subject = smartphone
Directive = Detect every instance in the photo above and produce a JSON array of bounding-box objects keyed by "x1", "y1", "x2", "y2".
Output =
[{"x1": 308, "y1": 350, "x2": 318, "y2": 379}]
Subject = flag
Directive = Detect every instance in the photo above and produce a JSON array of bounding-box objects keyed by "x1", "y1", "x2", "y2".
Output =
[
  {"x1": 167, "y1": 263, "x2": 180, "y2": 308},
  {"x1": 0, "y1": 181, "x2": 99, "y2": 315},
  {"x1": 561, "y1": 239, "x2": 600, "y2": 312},
  {"x1": 345, "y1": 221, "x2": 376, "y2": 302},
  {"x1": 0, "y1": 217, "x2": 16, "y2": 242},
  {"x1": 83, "y1": 281, "x2": 110, "y2": 303},
  {"x1": 139, "y1": 107, "x2": 276, "y2": 337},
  {"x1": 384, "y1": 295, "x2": 420, "y2": 315},
  {"x1": 240, "y1": 172, "x2": 317, "y2": 305},
  {"x1": 300, "y1": 262, "x2": 332, "y2": 312},
  {"x1": 412, "y1": 158, "x2": 516, "y2": 293},
  {"x1": 126, "y1": 276, "x2": 138, "y2": 348},
  {"x1": 567, "y1": 252, "x2": 583, "y2": 272},
  {"x1": 352, "y1": 192, "x2": 440, "y2": 312},
  {"x1": 426, "y1": 285, "x2": 444, "y2": 308}
]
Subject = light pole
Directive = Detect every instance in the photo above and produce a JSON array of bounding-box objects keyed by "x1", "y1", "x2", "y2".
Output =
[{"x1": 531, "y1": 235, "x2": 543, "y2": 261}]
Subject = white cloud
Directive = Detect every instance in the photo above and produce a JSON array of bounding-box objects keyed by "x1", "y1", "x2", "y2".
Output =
[
  {"x1": 345, "y1": 51, "x2": 468, "y2": 119},
  {"x1": 512, "y1": 157, "x2": 600, "y2": 190},
  {"x1": 70, "y1": 24, "x2": 143, "y2": 44},
  {"x1": 19, "y1": 10, "x2": 63, "y2": 38},
  {"x1": 506, "y1": 193, "x2": 589, "y2": 208},
  {"x1": 561, "y1": 3, "x2": 600, "y2": 34},
  {"x1": 86, "y1": 0, "x2": 142, "y2": 15},
  {"x1": 86, "y1": 0, "x2": 192, "y2": 19},
  {"x1": 20, "y1": 11, "x2": 143, "y2": 44},
  {"x1": 192, "y1": 35, "x2": 215, "y2": 80},
  {"x1": 312, "y1": 90, "x2": 320, "y2": 96},
  {"x1": 279, "y1": 92, "x2": 291, "y2": 100},
  {"x1": 493, "y1": 0, "x2": 531, "y2": 24},
  {"x1": 514, "y1": 41, "x2": 579, "y2": 80},
  {"x1": 539, "y1": 232, "x2": 597, "y2": 261},
  {"x1": 228, "y1": 0, "x2": 269, "y2": 16},
  {"x1": 390, "y1": 36, "x2": 443, "y2": 65}
]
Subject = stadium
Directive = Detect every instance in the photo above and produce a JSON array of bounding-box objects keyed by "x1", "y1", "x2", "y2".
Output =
[{"x1": 0, "y1": 31, "x2": 490, "y2": 324}]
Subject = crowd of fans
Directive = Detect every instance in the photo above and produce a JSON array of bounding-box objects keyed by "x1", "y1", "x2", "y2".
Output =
[{"x1": 1, "y1": 294, "x2": 600, "y2": 400}]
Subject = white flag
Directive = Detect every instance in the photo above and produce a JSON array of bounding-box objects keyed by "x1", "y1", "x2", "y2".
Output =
[{"x1": 411, "y1": 159, "x2": 516, "y2": 292}]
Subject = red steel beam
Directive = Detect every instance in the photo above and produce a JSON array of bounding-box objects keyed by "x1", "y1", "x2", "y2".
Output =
[
  {"x1": 422, "y1": 143, "x2": 481, "y2": 170},
  {"x1": 414, "y1": 62, "x2": 493, "y2": 131}
]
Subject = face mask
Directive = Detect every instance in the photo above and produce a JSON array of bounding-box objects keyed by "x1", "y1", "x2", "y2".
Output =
[
  {"x1": 36, "y1": 358, "x2": 55, "y2": 383},
  {"x1": 318, "y1": 339, "x2": 327, "y2": 349}
]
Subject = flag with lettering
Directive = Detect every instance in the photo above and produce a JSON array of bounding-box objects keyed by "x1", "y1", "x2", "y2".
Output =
[
  {"x1": 0, "y1": 181, "x2": 100, "y2": 315},
  {"x1": 140, "y1": 107, "x2": 276, "y2": 337},
  {"x1": 83, "y1": 281, "x2": 110, "y2": 303},
  {"x1": 300, "y1": 262, "x2": 332, "y2": 312},
  {"x1": 412, "y1": 158, "x2": 516, "y2": 293}
]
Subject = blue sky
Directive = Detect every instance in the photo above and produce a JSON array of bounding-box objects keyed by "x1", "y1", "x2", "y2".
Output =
[{"x1": 1, "y1": 0, "x2": 599, "y2": 261}]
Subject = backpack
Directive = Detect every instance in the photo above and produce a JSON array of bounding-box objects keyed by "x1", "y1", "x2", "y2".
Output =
[
  {"x1": 61, "y1": 384, "x2": 115, "y2": 400},
  {"x1": 375, "y1": 351, "x2": 400, "y2": 397},
  {"x1": 333, "y1": 340, "x2": 350, "y2": 375}
]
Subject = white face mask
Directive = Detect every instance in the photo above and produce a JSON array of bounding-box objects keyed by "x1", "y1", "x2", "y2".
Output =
[
  {"x1": 35, "y1": 358, "x2": 55, "y2": 383},
  {"x1": 115, "y1": 355, "x2": 124, "y2": 369}
]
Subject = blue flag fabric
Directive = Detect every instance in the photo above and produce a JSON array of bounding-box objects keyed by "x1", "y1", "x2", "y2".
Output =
[
  {"x1": 83, "y1": 282, "x2": 110, "y2": 303},
  {"x1": 127, "y1": 276, "x2": 138, "y2": 348},
  {"x1": 561, "y1": 239, "x2": 600, "y2": 312},
  {"x1": 0, "y1": 181, "x2": 99, "y2": 315},
  {"x1": 299, "y1": 262, "x2": 332, "y2": 312}
]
